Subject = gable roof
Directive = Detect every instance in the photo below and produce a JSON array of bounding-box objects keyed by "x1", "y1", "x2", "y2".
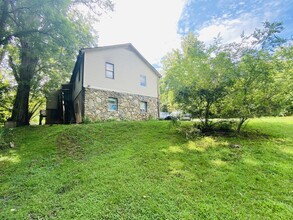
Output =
[{"x1": 81, "y1": 43, "x2": 161, "y2": 78}]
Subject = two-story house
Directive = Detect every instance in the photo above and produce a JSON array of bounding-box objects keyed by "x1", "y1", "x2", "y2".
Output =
[{"x1": 46, "y1": 43, "x2": 161, "y2": 123}]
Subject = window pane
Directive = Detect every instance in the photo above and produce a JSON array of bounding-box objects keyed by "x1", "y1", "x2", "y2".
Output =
[
  {"x1": 140, "y1": 75, "x2": 146, "y2": 87},
  {"x1": 105, "y1": 62, "x2": 114, "y2": 79},
  {"x1": 108, "y1": 98, "x2": 118, "y2": 111},
  {"x1": 106, "y1": 63, "x2": 114, "y2": 71},
  {"x1": 140, "y1": 101, "x2": 147, "y2": 112},
  {"x1": 106, "y1": 70, "x2": 114, "y2": 79}
]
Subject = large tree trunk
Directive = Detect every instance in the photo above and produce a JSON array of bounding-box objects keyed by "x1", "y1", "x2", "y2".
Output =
[
  {"x1": 11, "y1": 81, "x2": 31, "y2": 125},
  {"x1": 11, "y1": 39, "x2": 38, "y2": 126}
]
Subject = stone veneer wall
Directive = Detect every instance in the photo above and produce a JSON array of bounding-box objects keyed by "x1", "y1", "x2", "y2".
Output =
[{"x1": 84, "y1": 88, "x2": 159, "y2": 121}]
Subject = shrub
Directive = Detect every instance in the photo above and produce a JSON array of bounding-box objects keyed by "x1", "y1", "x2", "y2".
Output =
[
  {"x1": 192, "y1": 120, "x2": 236, "y2": 134},
  {"x1": 176, "y1": 123, "x2": 201, "y2": 140},
  {"x1": 213, "y1": 120, "x2": 236, "y2": 132}
]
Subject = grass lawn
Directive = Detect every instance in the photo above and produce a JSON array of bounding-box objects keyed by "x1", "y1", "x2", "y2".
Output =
[{"x1": 0, "y1": 117, "x2": 293, "y2": 219}]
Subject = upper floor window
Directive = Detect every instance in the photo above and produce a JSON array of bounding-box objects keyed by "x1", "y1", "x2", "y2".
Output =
[
  {"x1": 108, "y1": 97, "x2": 118, "y2": 111},
  {"x1": 105, "y1": 62, "x2": 114, "y2": 79},
  {"x1": 140, "y1": 75, "x2": 146, "y2": 87}
]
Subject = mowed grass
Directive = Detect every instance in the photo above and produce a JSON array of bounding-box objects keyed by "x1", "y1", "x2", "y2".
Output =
[{"x1": 0, "y1": 117, "x2": 293, "y2": 219}]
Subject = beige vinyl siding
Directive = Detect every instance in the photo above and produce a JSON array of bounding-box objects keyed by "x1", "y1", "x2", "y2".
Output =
[{"x1": 83, "y1": 47, "x2": 158, "y2": 98}]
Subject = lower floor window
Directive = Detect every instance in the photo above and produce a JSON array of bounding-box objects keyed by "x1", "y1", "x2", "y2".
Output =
[
  {"x1": 108, "y1": 98, "x2": 118, "y2": 111},
  {"x1": 140, "y1": 101, "x2": 147, "y2": 113}
]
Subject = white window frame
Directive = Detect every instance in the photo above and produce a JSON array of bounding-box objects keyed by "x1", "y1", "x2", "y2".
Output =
[
  {"x1": 105, "y1": 62, "x2": 114, "y2": 79},
  {"x1": 108, "y1": 97, "x2": 118, "y2": 111}
]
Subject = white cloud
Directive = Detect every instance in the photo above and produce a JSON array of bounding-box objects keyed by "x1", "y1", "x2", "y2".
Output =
[
  {"x1": 198, "y1": 2, "x2": 283, "y2": 45},
  {"x1": 198, "y1": 13, "x2": 261, "y2": 45},
  {"x1": 95, "y1": 0, "x2": 186, "y2": 65}
]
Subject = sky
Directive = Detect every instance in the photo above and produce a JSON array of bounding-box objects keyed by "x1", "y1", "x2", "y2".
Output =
[{"x1": 96, "y1": 0, "x2": 293, "y2": 67}]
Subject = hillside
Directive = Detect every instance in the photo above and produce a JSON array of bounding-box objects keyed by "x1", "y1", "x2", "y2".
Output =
[{"x1": 1, "y1": 118, "x2": 293, "y2": 219}]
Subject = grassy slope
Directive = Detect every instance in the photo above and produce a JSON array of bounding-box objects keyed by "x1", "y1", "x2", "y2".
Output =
[{"x1": 0, "y1": 117, "x2": 293, "y2": 219}]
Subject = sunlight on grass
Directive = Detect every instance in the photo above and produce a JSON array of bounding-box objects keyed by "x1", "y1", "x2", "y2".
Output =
[
  {"x1": 211, "y1": 159, "x2": 228, "y2": 167},
  {"x1": 169, "y1": 160, "x2": 184, "y2": 169},
  {"x1": 168, "y1": 160, "x2": 193, "y2": 178},
  {"x1": 278, "y1": 146, "x2": 293, "y2": 155},
  {"x1": 198, "y1": 137, "x2": 217, "y2": 148},
  {"x1": 186, "y1": 141, "x2": 204, "y2": 152},
  {"x1": 161, "y1": 145, "x2": 185, "y2": 154},
  {"x1": 0, "y1": 150, "x2": 20, "y2": 164},
  {"x1": 168, "y1": 146, "x2": 184, "y2": 153},
  {"x1": 186, "y1": 137, "x2": 228, "y2": 152},
  {"x1": 242, "y1": 157, "x2": 260, "y2": 166}
]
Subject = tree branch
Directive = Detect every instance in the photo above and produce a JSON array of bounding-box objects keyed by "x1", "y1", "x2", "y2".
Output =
[{"x1": 0, "y1": 29, "x2": 50, "y2": 45}]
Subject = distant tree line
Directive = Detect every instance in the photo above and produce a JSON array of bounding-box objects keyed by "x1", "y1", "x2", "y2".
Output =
[{"x1": 161, "y1": 22, "x2": 293, "y2": 132}]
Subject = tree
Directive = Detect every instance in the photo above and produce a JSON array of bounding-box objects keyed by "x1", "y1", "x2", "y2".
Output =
[
  {"x1": 1, "y1": 0, "x2": 113, "y2": 125},
  {"x1": 161, "y1": 34, "x2": 234, "y2": 128},
  {"x1": 221, "y1": 51, "x2": 275, "y2": 132},
  {"x1": 161, "y1": 22, "x2": 290, "y2": 133},
  {"x1": 220, "y1": 22, "x2": 287, "y2": 132},
  {"x1": 272, "y1": 44, "x2": 293, "y2": 115}
]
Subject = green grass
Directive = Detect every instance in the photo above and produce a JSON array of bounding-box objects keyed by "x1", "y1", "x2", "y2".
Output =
[{"x1": 1, "y1": 117, "x2": 293, "y2": 219}]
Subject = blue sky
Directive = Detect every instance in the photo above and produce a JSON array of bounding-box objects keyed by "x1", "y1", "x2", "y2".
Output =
[
  {"x1": 179, "y1": 0, "x2": 293, "y2": 44},
  {"x1": 97, "y1": 0, "x2": 292, "y2": 66}
]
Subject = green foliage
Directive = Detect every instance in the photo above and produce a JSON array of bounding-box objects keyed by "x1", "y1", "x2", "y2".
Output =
[
  {"x1": 0, "y1": 72, "x2": 14, "y2": 123},
  {"x1": 220, "y1": 22, "x2": 288, "y2": 132},
  {"x1": 272, "y1": 44, "x2": 293, "y2": 115},
  {"x1": 161, "y1": 33, "x2": 234, "y2": 129},
  {"x1": 161, "y1": 22, "x2": 291, "y2": 133},
  {"x1": 0, "y1": 118, "x2": 293, "y2": 219},
  {"x1": 175, "y1": 123, "x2": 201, "y2": 139},
  {"x1": 82, "y1": 116, "x2": 92, "y2": 124},
  {"x1": 192, "y1": 120, "x2": 236, "y2": 134},
  {"x1": 0, "y1": 0, "x2": 113, "y2": 125}
]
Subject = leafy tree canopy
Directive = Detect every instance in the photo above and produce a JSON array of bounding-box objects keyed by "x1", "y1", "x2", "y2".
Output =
[
  {"x1": 161, "y1": 22, "x2": 290, "y2": 132},
  {"x1": 0, "y1": 0, "x2": 113, "y2": 125}
]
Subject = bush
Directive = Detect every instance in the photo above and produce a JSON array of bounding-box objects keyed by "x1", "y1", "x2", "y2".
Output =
[
  {"x1": 192, "y1": 120, "x2": 236, "y2": 133},
  {"x1": 176, "y1": 123, "x2": 201, "y2": 140},
  {"x1": 213, "y1": 120, "x2": 236, "y2": 132},
  {"x1": 193, "y1": 121, "x2": 214, "y2": 133}
]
